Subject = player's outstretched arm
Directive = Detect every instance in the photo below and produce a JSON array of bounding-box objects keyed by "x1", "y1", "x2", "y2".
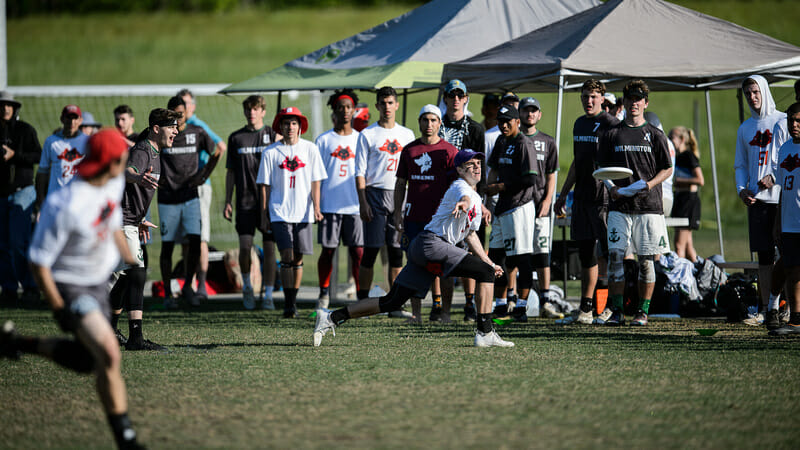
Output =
[{"x1": 464, "y1": 231, "x2": 503, "y2": 278}]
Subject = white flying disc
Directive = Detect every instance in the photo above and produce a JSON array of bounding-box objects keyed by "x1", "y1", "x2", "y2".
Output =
[{"x1": 592, "y1": 167, "x2": 633, "y2": 180}]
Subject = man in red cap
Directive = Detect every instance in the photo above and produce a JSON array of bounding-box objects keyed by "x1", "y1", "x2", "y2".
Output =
[
  {"x1": 257, "y1": 107, "x2": 327, "y2": 318},
  {"x1": 35, "y1": 104, "x2": 90, "y2": 209},
  {"x1": 2, "y1": 129, "x2": 147, "y2": 449}
]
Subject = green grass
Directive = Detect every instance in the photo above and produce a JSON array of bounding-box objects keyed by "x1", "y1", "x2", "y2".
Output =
[{"x1": 1, "y1": 302, "x2": 799, "y2": 449}]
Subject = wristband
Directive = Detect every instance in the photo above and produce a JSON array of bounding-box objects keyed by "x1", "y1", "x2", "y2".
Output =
[{"x1": 603, "y1": 179, "x2": 616, "y2": 190}]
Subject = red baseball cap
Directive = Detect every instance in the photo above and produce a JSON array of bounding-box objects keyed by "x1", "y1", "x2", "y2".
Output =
[
  {"x1": 352, "y1": 106, "x2": 370, "y2": 132},
  {"x1": 78, "y1": 128, "x2": 128, "y2": 178},
  {"x1": 272, "y1": 107, "x2": 309, "y2": 135},
  {"x1": 61, "y1": 104, "x2": 82, "y2": 118}
]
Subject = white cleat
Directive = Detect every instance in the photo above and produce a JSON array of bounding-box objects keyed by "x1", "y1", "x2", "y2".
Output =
[
  {"x1": 313, "y1": 310, "x2": 336, "y2": 347},
  {"x1": 474, "y1": 330, "x2": 515, "y2": 347}
]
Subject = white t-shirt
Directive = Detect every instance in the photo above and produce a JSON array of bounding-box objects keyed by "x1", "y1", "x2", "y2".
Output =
[
  {"x1": 39, "y1": 131, "x2": 90, "y2": 198},
  {"x1": 355, "y1": 122, "x2": 415, "y2": 190},
  {"x1": 29, "y1": 175, "x2": 125, "y2": 286},
  {"x1": 484, "y1": 125, "x2": 501, "y2": 163},
  {"x1": 776, "y1": 139, "x2": 800, "y2": 233},
  {"x1": 425, "y1": 178, "x2": 483, "y2": 246},
  {"x1": 315, "y1": 129, "x2": 367, "y2": 215},
  {"x1": 256, "y1": 139, "x2": 328, "y2": 223},
  {"x1": 662, "y1": 138, "x2": 676, "y2": 204}
]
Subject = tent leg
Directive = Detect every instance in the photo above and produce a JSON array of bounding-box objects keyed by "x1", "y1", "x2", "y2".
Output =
[
  {"x1": 554, "y1": 75, "x2": 566, "y2": 293},
  {"x1": 705, "y1": 90, "x2": 724, "y2": 259},
  {"x1": 402, "y1": 89, "x2": 408, "y2": 127},
  {"x1": 277, "y1": 91, "x2": 282, "y2": 113}
]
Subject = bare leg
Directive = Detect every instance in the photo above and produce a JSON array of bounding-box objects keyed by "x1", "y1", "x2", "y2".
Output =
[
  {"x1": 440, "y1": 277, "x2": 454, "y2": 322},
  {"x1": 76, "y1": 311, "x2": 128, "y2": 414}
]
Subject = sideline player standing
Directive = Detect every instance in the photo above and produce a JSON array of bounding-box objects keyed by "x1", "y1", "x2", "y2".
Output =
[
  {"x1": 36, "y1": 105, "x2": 89, "y2": 207},
  {"x1": 113, "y1": 105, "x2": 138, "y2": 142},
  {"x1": 315, "y1": 89, "x2": 366, "y2": 309},
  {"x1": 734, "y1": 75, "x2": 788, "y2": 325},
  {"x1": 110, "y1": 109, "x2": 179, "y2": 350},
  {"x1": 554, "y1": 79, "x2": 620, "y2": 325},
  {"x1": 314, "y1": 149, "x2": 513, "y2": 347},
  {"x1": 2, "y1": 129, "x2": 146, "y2": 449},
  {"x1": 257, "y1": 107, "x2": 327, "y2": 318},
  {"x1": 354, "y1": 87, "x2": 415, "y2": 311},
  {"x1": 224, "y1": 95, "x2": 280, "y2": 310},
  {"x1": 599, "y1": 80, "x2": 672, "y2": 326}
]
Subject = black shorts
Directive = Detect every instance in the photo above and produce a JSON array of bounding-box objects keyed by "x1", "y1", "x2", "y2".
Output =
[
  {"x1": 748, "y1": 201, "x2": 777, "y2": 253},
  {"x1": 672, "y1": 191, "x2": 701, "y2": 230},
  {"x1": 570, "y1": 201, "x2": 607, "y2": 242},
  {"x1": 236, "y1": 209, "x2": 275, "y2": 241},
  {"x1": 780, "y1": 233, "x2": 800, "y2": 267}
]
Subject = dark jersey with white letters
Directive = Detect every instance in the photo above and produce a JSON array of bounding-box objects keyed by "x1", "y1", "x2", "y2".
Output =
[
  {"x1": 572, "y1": 111, "x2": 620, "y2": 206},
  {"x1": 158, "y1": 124, "x2": 214, "y2": 204},
  {"x1": 598, "y1": 121, "x2": 672, "y2": 214},
  {"x1": 227, "y1": 125, "x2": 278, "y2": 211},
  {"x1": 488, "y1": 132, "x2": 538, "y2": 216},
  {"x1": 122, "y1": 139, "x2": 160, "y2": 226},
  {"x1": 526, "y1": 130, "x2": 559, "y2": 210}
]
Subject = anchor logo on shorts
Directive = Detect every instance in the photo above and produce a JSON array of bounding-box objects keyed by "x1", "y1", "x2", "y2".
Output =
[
  {"x1": 279, "y1": 156, "x2": 306, "y2": 172},
  {"x1": 609, "y1": 228, "x2": 621, "y2": 243}
]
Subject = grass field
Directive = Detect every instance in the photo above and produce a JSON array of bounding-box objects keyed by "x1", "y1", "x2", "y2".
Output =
[{"x1": 1, "y1": 300, "x2": 799, "y2": 449}]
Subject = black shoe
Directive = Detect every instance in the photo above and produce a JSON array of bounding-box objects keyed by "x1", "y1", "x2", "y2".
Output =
[
  {"x1": 0, "y1": 289, "x2": 19, "y2": 307},
  {"x1": 283, "y1": 309, "x2": 297, "y2": 319},
  {"x1": 768, "y1": 323, "x2": 800, "y2": 336},
  {"x1": 765, "y1": 309, "x2": 781, "y2": 330},
  {"x1": 114, "y1": 328, "x2": 128, "y2": 346},
  {"x1": 1, "y1": 321, "x2": 21, "y2": 360},
  {"x1": 429, "y1": 306, "x2": 443, "y2": 322},
  {"x1": 463, "y1": 303, "x2": 477, "y2": 322},
  {"x1": 511, "y1": 307, "x2": 528, "y2": 322},
  {"x1": 492, "y1": 304, "x2": 509, "y2": 319},
  {"x1": 125, "y1": 337, "x2": 166, "y2": 351},
  {"x1": 21, "y1": 289, "x2": 40, "y2": 305}
]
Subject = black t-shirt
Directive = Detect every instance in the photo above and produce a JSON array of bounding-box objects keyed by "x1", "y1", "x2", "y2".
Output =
[
  {"x1": 525, "y1": 130, "x2": 558, "y2": 209},
  {"x1": 0, "y1": 118, "x2": 41, "y2": 195},
  {"x1": 226, "y1": 125, "x2": 278, "y2": 211},
  {"x1": 598, "y1": 121, "x2": 672, "y2": 214},
  {"x1": 675, "y1": 151, "x2": 700, "y2": 180},
  {"x1": 440, "y1": 115, "x2": 486, "y2": 195},
  {"x1": 122, "y1": 139, "x2": 160, "y2": 226},
  {"x1": 572, "y1": 111, "x2": 620, "y2": 206},
  {"x1": 488, "y1": 132, "x2": 538, "y2": 216},
  {"x1": 158, "y1": 124, "x2": 214, "y2": 204}
]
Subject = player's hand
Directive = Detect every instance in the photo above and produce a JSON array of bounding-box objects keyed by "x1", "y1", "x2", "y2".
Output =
[
  {"x1": 360, "y1": 204, "x2": 373, "y2": 222},
  {"x1": 538, "y1": 199, "x2": 552, "y2": 218},
  {"x1": 394, "y1": 211, "x2": 404, "y2": 233},
  {"x1": 757, "y1": 175, "x2": 775, "y2": 190},
  {"x1": 223, "y1": 203, "x2": 233, "y2": 221},
  {"x1": 2, "y1": 145, "x2": 15, "y2": 161},
  {"x1": 259, "y1": 211, "x2": 271, "y2": 234},
  {"x1": 609, "y1": 186, "x2": 622, "y2": 201},
  {"x1": 53, "y1": 308, "x2": 75, "y2": 333},
  {"x1": 138, "y1": 219, "x2": 157, "y2": 242},
  {"x1": 135, "y1": 166, "x2": 159, "y2": 190},
  {"x1": 315, "y1": 209, "x2": 324, "y2": 223},
  {"x1": 739, "y1": 189, "x2": 756, "y2": 206},
  {"x1": 554, "y1": 196, "x2": 566, "y2": 217},
  {"x1": 452, "y1": 200, "x2": 470, "y2": 217},
  {"x1": 491, "y1": 263, "x2": 504, "y2": 278},
  {"x1": 481, "y1": 204, "x2": 492, "y2": 226},
  {"x1": 485, "y1": 183, "x2": 504, "y2": 196}
]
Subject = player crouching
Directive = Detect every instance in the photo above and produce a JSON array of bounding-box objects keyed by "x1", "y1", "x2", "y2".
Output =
[
  {"x1": 1, "y1": 129, "x2": 146, "y2": 449},
  {"x1": 313, "y1": 149, "x2": 513, "y2": 347}
]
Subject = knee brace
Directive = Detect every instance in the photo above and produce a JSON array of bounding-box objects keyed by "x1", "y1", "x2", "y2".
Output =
[
  {"x1": 638, "y1": 256, "x2": 656, "y2": 283},
  {"x1": 293, "y1": 262, "x2": 304, "y2": 270},
  {"x1": 387, "y1": 247, "x2": 404, "y2": 268},
  {"x1": 577, "y1": 240, "x2": 598, "y2": 268},
  {"x1": 53, "y1": 340, "x2": 95, "y2": 374},
  {"x1": 608, "y1": 248, "x2": 626, "y2": 283},
  {"x1": 279, "y1": 261, "x2": 294, "y2": 270},
  {"x1": 361, "y1": 247, "x2": 380, "y2": 268}
]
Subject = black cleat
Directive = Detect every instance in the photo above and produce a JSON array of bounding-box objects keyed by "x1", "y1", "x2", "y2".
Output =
[
  {"x1": 114, "y1": 328, "x2": 128, "y2": 346},
  {"x1": 511, "y1": 306, "x2": 528, "y2": 322},
  {"x1": 1, "y1": 321, "x2": 21, "y2": 360},
  {"x1": 765, "y1": 310, "x2": 781, "y2": 330},
  {"x1": 125, "y1": 337, "x2": 167, "y2": 351},
  {"x1": 463, "y1": 303, "x2": 477, "y2": 322},
  {"x1": 429, "y1": 306, "x2": 443, "y2": 322}
]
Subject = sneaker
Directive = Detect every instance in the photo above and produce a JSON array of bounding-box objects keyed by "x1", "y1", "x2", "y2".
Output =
[
  {"x1": 768, "y1": 323, "x2": 800, "y2": 336},
  {"x1": 429, "y1": 306, "x2": 443, "y2": 322},
  {"x1": 605, "y1": 309, "x2": 625, "y2": 326},
  {"x1": 262, "y1": 296, "x2": 275, "y2": 310},
  {"x1": 242, "y1": 286, "x2": 255, "y2": 310},
  {"x1": 541, "y1": 302, "x2": 564, "y2": 319},
  {"x1": 317, "y1": 293, "x2": 330, "y2": 310},
  {"x1": 474, "y1": 330, "x2": 515, "y2": 347},
  {"x1": 191, "y1": 292, "x2": 207, "y2": 307},
  {"x1": 388, "y1": 308, "x2": 413, "y2": 319},
  {"x1": 313, "y1": 310, "x2": 336, "y2": 347},
  {"x1": 743, "y1": 312, "x2": 764, "y2": 326},
  {"x1": 162, "y1": 296, "x2": 179, "y2": 310},
  {"x1": 114, "y1": 328, "x2": 128, "y2": 346},
  {"x1": 21, "y1": 288, "x2": 40, "y2": 304},
  {"x1": 283, "y1": 309, "x2": 297, "y2": 319},
  {"x1": 492, "y1": 304, "x2": 509, "y2": 319},
  {"x1": 765, "y1": 309, "x2": 781, "y2": 330},
  {"x1": 556, "y1": 309, "x2": 594, "y2": 325},
  {"x1": 125, "y1": 337, "x2": 167, "y2": 351},
  {"x1": 631, "y1": 310, "x2": 648, "y2": 326},
  {"x1": 463, "y1": 303, "x2": 477, "y2": 322},
  {"x1": 0, "y1": 290, "x2": 18, "y2": 306},
  {"x1": 511, "y1": 306, "x2": 528, "y2": 322},
  {"x1": 0, "y1": 321, "x2": 21, "y2": 360},
  {"x1": 593, "y1": 308, "x2": 613, "y2": 325},
  {"x1": 779, "y1": 308, "x2": 790, "y2": 325},
  {"x1": 181, "y1": 285, "x2": 196, "y2": 306}
]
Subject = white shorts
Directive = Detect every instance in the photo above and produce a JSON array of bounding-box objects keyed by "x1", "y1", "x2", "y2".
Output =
[
  {"x1": 489, "y1": 201, "x2": 535, "y2": 256},
  {"x1": 114, "y1": 225, "x2": 145, "y2": 272},
  {"x1": 607, "y1": 211, "x2": 670, "y2": 256},
  {"x1": 198, "y1": 183, "x2": 212, "y2": 242},
  {"x1": 533, "y1": 215, "x2": 551, "y2": 255}
]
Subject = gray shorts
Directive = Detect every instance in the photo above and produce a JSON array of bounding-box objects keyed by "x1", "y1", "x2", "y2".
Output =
[
  {"x1": 272, "y1": 222, "x2": 313, "y2": 255},
  {"x1": 394, "y1": 231, "x2": 469, "y2": 298},
  {"x1": 56, "y1": 282, "x2": 111, "y2": 322},
  {"x1": 318, "y1": 213, "x2": 364, "y2": 248},
  {"x1": 158, "y1": 197, "x2": 202, "y2": 242},
  {"x1": 363, "y1": 187, "x2": 400, "y2": 248}
]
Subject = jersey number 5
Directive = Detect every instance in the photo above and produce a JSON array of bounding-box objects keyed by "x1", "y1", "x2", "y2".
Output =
[{"x1": 339, "y1": 165, "x2": 348, "y2": 177}]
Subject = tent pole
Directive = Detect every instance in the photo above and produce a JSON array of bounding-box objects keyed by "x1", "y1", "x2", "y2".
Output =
[
  {"x1": 705, "y1": 90, "x2": 725, "y2": 258},
  {"x1": 277, "y1": 91, "x2": 282, "y2": 113},
  {"x1": 554, "y1": 74, "x2": 566, "y2": 292},
  {"x1": 402, "y1": 89, "x2": 408, "y2": 127},
  {"x1": 736, "y1": 89, "x2": 744, "y2": 124}
]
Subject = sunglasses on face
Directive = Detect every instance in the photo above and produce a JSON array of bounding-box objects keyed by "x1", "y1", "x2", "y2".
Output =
[{"x1": 446, "y1": 91, "x2": 467, "y2": 99}]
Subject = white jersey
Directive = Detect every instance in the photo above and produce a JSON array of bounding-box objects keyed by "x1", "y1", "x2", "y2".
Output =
[
  {"x1": 484, "y1": 125, "x2": 501, "y2": 163},
  {"x1": 776, "y1": 139, "x2": 800, "y2": 233},
  {"x1": 355, "y1": 122, "x2": 415, "y2": 189},
  {"x1": 424, "y1": 178, "x2": 483, "y2": 245},
  {"x1": 734, "y1": 75, "x2": 788, "y2": 204},
  {"x1": 29, "y1": 175, "x2": 125, "y2": 286},
  {"x1": 39, "y1": 131, "x2": 90, "y2": 197},
  {"x1": 315, "y1": 129, "x2": 366, "y2": 215},
  {"x1": 256, "y1": 139, "x2": 328, "y2": 223},
  {"x1": 662, "y1": 136, "x2": 677, "y2": 203}
]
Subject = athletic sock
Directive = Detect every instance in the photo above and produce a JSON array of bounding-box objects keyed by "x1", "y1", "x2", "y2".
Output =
[
  {"x1": 540, "y1": 289, "x2": 551, "y2": 303},
  {"x1": 579, "y1": 297, "x2": 593, "y2": 313},
  {"x1": 319, "y1": 286, "x2": 329, "y2": 297},
  {"x1": 477, "y1": 313, "x2": 493, "y2": 333},
  {"x1": 284, "y1": 288, "x2": 298, "y2": 312},
  {"x1": 516, "y1": 298, "x2": 528, "y2": 308},
  {"x1": 196, "y1": 271, "x2": 207, "y2": 295},
  {"x1": 330, "y1": 308, "x2": 351, "y2": 325},
  {"x1": 611, "y1": 294, "x2": 624, "y2": 311},
  {"x1": 506, "y1": 288, "x2": 515, "y2": 298},
  {"x1": 356, "y1": 289, "x2": 369, "y2": 300},
  {"x1": 790, "y1": 312, "x2": 800, "y2": 326},
  {"x1": 464, "y1": 293, "x2": 474, "y2": 305},
  {"x1": 507, "y1": 294, "x2": 518, "y2": 307},
  {"x1": 111, "y1": 312, "x2": 121, "y2": 330},
  {"x1": 243, "y1": 273, "x2": 252, "y2": 290},
  {"x1": 432, "y1": 295, "x2": 442, "y2": 309},
  {"x1": 263, "y1": 286, "x2": 274, "y2": 300},
  {"x1": 768, "y1": 293, "x2": 781, "y2": 311},
  {"x1": 129, "y1": 319, "x2": 143, "y2": 342},
  {"x1": 107, "y1": 413, "x2": 139, "y2": 449},
  {"x1": 638, "y1": 298, "x2": 651, "y2": 314},
  {"x1": 494, "y1": 297, "x2": 507, "y2": 308}
]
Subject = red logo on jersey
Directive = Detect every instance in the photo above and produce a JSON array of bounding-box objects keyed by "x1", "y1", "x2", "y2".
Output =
[
  {"x1": 57, "y1": 147, "x2": 82, "y2": 162},
  {"x1": 379, "y1": 139, "x2": 403, "y2": 155},
  {"x1": 467, "y1": 205, "x2": 477, "y2": 222},
  {"x1": 780, "y1": 153, "x2": 800, "y2": 172},
  {"x1": 331, "y1": 146, "x2": 354, "y2": 161},
  {"x1": 92, "y1": 201, "x2": 116, "y2": 227},
  {"x1": 279, "y1": 156, "x2": 306, "y2": 172},
  {"x1": 749, "y1": 130, "x2": 773, "y2": 148}
]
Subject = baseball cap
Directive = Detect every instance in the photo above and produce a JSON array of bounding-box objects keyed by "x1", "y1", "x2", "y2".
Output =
[
  {"x1": 603, "y1": 93, "x2": 617, "y2": 105},
  {"x1": 445, "y1": 79, "x2": 468, "y2": 95},
  {"x1": 419, "y1": 104, "x2": 442, "y2": 121},
  {"x1": 496, "y1": 105, "x2": 519, "y2": 121},
  {"x1": 454, "y1": 149, "x2": 484, "y2": 168},
  {"x1": 62, "y1": 104, "x2": 82, "y2": 118},
  {"x1": 77, "y1": 128, "x2": 128, "y2": 178},
  {"x1": 81, "y1": 111, "x2": 102, "y2": 128},
  {"x1": 0, "y1": 91, "x2": 21, "y2": 110},
  {"x1": 501, "y1": 92, "x2": 520, "y2": 104},
  {"x1": 624, "y1": 86, "x2": 648, "y2": 100},
  {"x1": 519, "y1": 97, "x2": 541, "y2": 111},
  {"x1": 482, "y1": 94, "x2": 501, "y2": 108},
  {"x1": 272, "y1": 106, "x2": 309, "y2": 135},
  {"x1": 352, "y1": 103, "x2": 370, "y2": 132}
]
